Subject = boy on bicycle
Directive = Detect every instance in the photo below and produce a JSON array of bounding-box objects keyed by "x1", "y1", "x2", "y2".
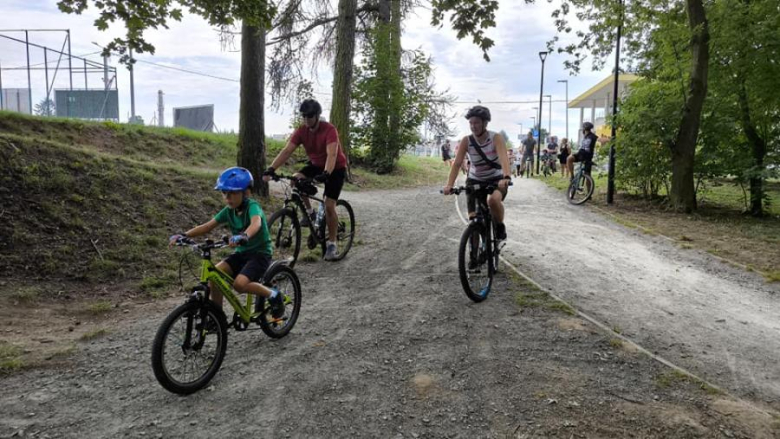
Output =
[
  {"x1": 443, "y1": 105, "x2": 512, "y2": 240},
  {"x1": 169, "y1": 167, "x2": 285, "y2": 318}
]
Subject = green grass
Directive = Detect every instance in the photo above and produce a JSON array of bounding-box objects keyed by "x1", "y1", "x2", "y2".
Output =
[
  {"x1": 8, "y1": 286, "x2": 42, "y2": 303},
  {"x1": 0, "y1": 343, "x2": 24, "y2": 373},
  {"x1": 79, "y1": 328, "x2": 110, "y2": 341},
  {"x1": 608, "y1": 338, "x2": 624, "y2": 349},
  {"x1": 347, "y1": 154, "x2": 452, "y2": 190},
  {"x1": 655, "y1": 369, "x2": 722, "y2": 395},
  {"x1": 766, "y1": 271, "x2": 780, "y2": 283},
  {"x1": 86, "y1": 301, "x2": 112, "y2": 315}
]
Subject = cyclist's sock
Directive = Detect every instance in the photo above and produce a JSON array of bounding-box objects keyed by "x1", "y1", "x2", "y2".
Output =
[{"x1": 269, "y1": 289, "x2": 279, "y2": 299}]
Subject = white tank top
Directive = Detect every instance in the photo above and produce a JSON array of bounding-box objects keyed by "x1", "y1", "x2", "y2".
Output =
[{"x1": 467, "y1": 131, "x2": 503, "y2": 181}]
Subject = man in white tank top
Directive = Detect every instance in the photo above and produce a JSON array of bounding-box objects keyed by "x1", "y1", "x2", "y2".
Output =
[{"x1": 443, "y1": 106, "x2": 512, "y2": 240}]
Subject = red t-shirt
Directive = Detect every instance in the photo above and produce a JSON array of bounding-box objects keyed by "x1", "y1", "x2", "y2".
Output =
[{"x1": 289, "y1": 121, "x2": 348, "y2": 169}]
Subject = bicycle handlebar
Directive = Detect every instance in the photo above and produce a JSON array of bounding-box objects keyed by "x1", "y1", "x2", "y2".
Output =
[
  {"x1": 441, "y1": 181, "x2": 513, "y2": 196},
  {"x1": 174, "y1": 236, "x2": 230, "y2": 251}
]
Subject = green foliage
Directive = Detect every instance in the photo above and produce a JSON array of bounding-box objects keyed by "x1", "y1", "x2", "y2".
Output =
[
  {"x1": 430, "y1": 0, "x2": 499, "y2": 61},
  {"x1": 56, "y1": 0, "x2": 277, "y2": 64},
  {"x1": 352, "y1": 29, "x2": 447, "y2": 174}
]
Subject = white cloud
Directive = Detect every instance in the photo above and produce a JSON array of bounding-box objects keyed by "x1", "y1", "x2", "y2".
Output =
[{"x1": 1, "y1": 0, "x2": 617, "y2": 141}]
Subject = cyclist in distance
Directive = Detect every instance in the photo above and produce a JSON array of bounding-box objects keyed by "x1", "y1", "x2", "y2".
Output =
[
  {"x1": 168, "y1": 167, "x2": 284, "y2": 318},
  {"x1": 263, "y1": 99, "x2": 349, "y2": 261},
  {"x1": 567, "y1": 122, "x2": 598, "y2": 180},
  {"x1": 443, "y1": 106, "x2": 512, "y2": 240}
]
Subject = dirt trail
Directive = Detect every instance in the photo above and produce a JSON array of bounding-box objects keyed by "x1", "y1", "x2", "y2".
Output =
[
  {"x1": 1, "y1": 184, "x2": 778, "y2": 438},
  {"x1": 501, "y1": 178, "x2": 780, "y2": 405}
]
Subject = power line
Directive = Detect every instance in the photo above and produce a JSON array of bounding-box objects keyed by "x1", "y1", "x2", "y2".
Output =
[{"x1": 133, "y1": 58, "x2": 240, "y2": 83}]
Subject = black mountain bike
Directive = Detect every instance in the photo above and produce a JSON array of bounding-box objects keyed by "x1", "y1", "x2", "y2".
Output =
[
  {"x1": 444, "y1": 182, "x2": 511, "y2": 303},
  {"x1": 267, "y1": 174, "x2": 355, "y2": 267},
  {"x1": 567, "y1": 160, "x2": 595, "y2": 205}
]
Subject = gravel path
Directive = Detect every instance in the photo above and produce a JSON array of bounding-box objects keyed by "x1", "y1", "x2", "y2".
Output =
[
  {"x1": 1, "y1": 184, "x2": 778, "y2": 438},
  {"x1": 500, "y1": 177, "x2": 780, "y2": 406}
]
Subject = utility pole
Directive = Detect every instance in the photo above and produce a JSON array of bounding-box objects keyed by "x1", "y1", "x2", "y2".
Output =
[
  {"x1": 129, "y1": 47, "x2": 136, "y2": 121},
  {"x1": 557, "y1": 79, "x2": 569, "y2": 141},
  {"x1": 157, "y1": 90, "x2": 164, "y2": 127},
  {"x1": 545, "y1": 94, "x2": 552, "y2": 140}
]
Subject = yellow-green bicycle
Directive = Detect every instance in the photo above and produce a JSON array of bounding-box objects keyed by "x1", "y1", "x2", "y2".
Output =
[{"x1": 151, "y1": 236, "x2": 301, "y2": 394}]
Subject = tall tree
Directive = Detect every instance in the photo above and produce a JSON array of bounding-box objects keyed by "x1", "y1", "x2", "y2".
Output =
[
  {"x1": 707, "y1": 0, "x2": 780, "y2": 216},
  {"x1": 238, "y1": 23, "x2": 269, "y2": 196},
  {"x1": 329, "y1": 0, "x2": 359, "y2": 166}
]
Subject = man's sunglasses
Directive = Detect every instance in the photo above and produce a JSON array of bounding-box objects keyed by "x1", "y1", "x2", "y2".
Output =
[{"x1": 302, "y1": 113, "x2": 318, "y2": 119}]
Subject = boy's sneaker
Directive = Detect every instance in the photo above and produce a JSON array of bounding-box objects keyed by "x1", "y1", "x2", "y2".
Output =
[
  {"x1": 300, "y1": 212, "x2": 316, "y2": 227},
  {"x1": 269, "y1": 290, "x2": 285, "y2": 319},
  {"x1": 495, "y1": 223, "x2": 507, "y2": 241},
  {"x1": 324, "y1": 243, "x2": 339, "y2": 261}
]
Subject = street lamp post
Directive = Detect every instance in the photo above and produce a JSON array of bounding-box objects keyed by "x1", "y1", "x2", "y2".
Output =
[
  {"x1": 557, "y1": 79, "x2": 569, "y2": 141},
  {"x1": 607, "y1": 0, "x2": 624, "y2": 204},
  {"x1": 537, "y1": 51, "x2": 548, "y2": 174}
]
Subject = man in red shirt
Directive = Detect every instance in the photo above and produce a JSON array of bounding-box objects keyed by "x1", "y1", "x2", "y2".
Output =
[{"x1": 263, "y1": 99, "x2": 348, "y2": 261}]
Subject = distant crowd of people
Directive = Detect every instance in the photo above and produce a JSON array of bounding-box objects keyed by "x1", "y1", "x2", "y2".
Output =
[{"x1": 441, "y1": 132, "x2": 580, "y2": 179}]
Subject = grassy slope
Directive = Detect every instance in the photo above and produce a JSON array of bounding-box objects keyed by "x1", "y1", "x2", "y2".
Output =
[
  {"x1": 540, "y1": 171, "x2": 780, "y2": 278},
  {"x1": 0, "y1": 112, "x2": 449, "y2": 297}
]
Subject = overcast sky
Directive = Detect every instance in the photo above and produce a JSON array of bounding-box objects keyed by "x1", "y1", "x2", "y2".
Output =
[{"x1": 0, "y1": 0, "x2": 615, "y2": 143}]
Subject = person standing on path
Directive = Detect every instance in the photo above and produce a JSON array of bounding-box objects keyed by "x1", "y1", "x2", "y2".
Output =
[{"x1": 521, "y1": 132, "x2": 537, "y2": 177}]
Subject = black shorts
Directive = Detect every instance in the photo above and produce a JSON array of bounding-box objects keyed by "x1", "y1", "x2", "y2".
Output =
[
  {"x1": 573, "y1": 150, "x2": 593, "y2": 174},
  {"x1": 223, "y1": 252, "x2": 271, "y2": 283},
  {"x1": 466, "y1": 177, "x2": 508, "y2": 214},
  {"x1": 300, "y1": 163, "x2": 347, "y2": 200}
]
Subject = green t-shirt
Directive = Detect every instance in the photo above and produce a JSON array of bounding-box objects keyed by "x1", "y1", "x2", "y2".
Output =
[{"x1": 213, "y1": 199, "x2": 273, "y2": 256}]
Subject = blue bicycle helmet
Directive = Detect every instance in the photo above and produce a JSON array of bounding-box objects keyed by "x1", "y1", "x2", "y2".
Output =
[{"x1": 215, "y1": 167, "x2": 254, "y2": 191}]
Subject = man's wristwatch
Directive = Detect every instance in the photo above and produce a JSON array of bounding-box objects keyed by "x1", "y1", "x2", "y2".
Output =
[{"x1": 502, "y1": 175, "x2": 512, "y2": 180}]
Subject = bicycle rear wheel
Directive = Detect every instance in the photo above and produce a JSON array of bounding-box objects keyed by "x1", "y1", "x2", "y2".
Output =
[
  {"x1": 151, "y1": 300, "x2": 228, "y2": 395},
  {"x1": 567, "y1": 173, "x2": 594, "y2": 205},
  {"x1": 458, "y1": 222, "x2": 493, "y2": 303},
  {"x1": 257, "y1": 264, "x2": 302, "y2": 339},
  {"x1": 268, "y1": 207, "x2": 301, "y2": 268}
]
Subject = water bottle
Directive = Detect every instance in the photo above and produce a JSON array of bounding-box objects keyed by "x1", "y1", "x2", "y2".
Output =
[{"x1": 316, "y1": 203, "x2": 325, "y2": 228}]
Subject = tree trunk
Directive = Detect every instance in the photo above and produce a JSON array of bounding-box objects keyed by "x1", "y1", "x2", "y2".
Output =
[
  {"x1": 737, "y1": 81, "x2": 766, "y2": 217},
  {"x1": 669, "y1": 0, "x2": 710, "y2": 213},
  {"x1": 238, "y1": 23, "x2": 268, "y2": 197},
  {"x1": 330, "y1": 0, "x2": 358, "y2": 176}
]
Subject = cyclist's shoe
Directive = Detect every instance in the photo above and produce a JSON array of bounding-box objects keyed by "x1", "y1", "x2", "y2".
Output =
[
  {"x1": 300, "y1": 211, "x2": 316, "y2": 227},
  {"x1": 269, "y1": 290, "x2": 285, "y2": 319},
  {"x1": 324, "y1": 242, "x2": 339, "y2": 261},
  {"x1": 495, "y1": 222, "x2": 507, "y2": 241}
]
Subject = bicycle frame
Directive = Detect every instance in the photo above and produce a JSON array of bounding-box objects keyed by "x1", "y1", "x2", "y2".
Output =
[{"x1": 197, "y1": 257, "x2": 258, "y2": 324}]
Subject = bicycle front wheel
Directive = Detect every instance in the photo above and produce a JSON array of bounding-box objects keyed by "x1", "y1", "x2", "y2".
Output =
[
  {"x1": 567, "y1": 174, "x2": 594, "y2": 205},
  {"x1": 257, "y1": 264, "x2": 302, "y2": 339},
  {"x1": 334, "y1": 200, "x2": 355, "y2": 260},
  {"x1": 458, "y1": 222, "x2": 493, "y2": 303},
  {"x1": 268, "y1": 207, "x2": 301, "y2": 268},
  {"x1": 151, "y1": 300, "x2": 228, "y2": 395}
]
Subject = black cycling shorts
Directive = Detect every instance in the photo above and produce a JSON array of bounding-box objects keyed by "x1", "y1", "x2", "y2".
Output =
[
  {"x1": 573, "y1": 150, "x2": 593, "y2": 174},
  {"x1": 466, "y1": 177, "x2": 508, "y2": 214},
  {"x1": 300, "y1": 163, "x2": 347, "y2": 200},
  {"x1": 223, "y1": 252, "x2": 271, "y2": 283}
]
